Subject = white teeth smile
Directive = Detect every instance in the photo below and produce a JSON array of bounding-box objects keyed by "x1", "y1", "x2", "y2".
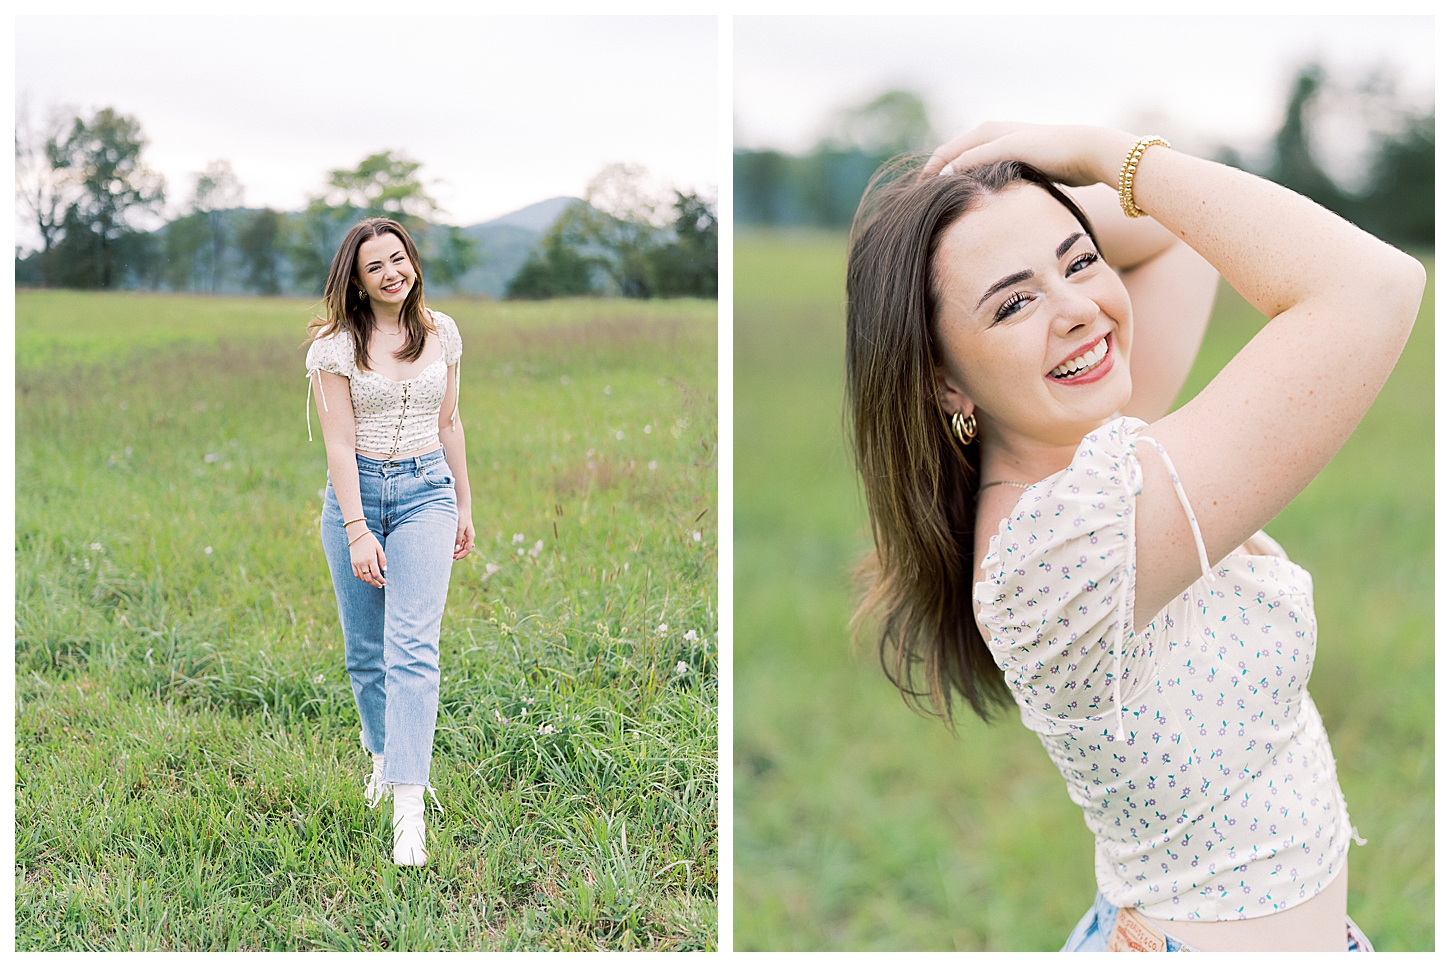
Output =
[{"x1": 1050, "y1": 337, "x2": 1109, "y2": 379}]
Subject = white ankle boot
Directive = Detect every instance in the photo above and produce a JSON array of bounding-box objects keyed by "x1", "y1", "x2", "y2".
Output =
[
  {"x1": 392, "y1": 783, "x2": 428, "y2": 866},
  {"x1": 364, "y1": 753, "x2": 387, "y2": 809}
]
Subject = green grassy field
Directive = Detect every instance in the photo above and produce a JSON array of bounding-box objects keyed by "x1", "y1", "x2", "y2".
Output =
[
  {"x1": 15, "y1": 290, "x2": 718, "y2": 951},
  {"x1": 733, "y1": 233, "x2": 1433, "y2": 950}
]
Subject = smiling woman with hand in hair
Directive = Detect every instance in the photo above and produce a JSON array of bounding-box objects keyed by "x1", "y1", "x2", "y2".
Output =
[{"x1": 845, "y1": 123, "x2": 1423, "y2": 951}]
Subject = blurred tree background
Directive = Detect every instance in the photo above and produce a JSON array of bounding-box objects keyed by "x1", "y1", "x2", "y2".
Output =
[
  {"x1": 15, "y1": 108, "x2": 717, "y2": 301},
  {"x1": 734, "y1": 63, "x2": 1433, "y2": 250}
]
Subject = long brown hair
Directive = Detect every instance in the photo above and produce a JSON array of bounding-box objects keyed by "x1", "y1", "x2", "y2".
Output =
[
  {"x1": 307, "y1": 217, "x2": 434, "y2": 369},
  {"x1": 845, "y1": 157, "x2": 1099, "y2": 724}
]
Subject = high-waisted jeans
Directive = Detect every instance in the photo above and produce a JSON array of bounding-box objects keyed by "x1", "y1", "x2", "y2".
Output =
[
  {"x1": 320, "y1": 448, "x2": 456, "y2": 787},
  {"x1": 1062, "y1": 891, "x2": 1375, "y2": 952}
]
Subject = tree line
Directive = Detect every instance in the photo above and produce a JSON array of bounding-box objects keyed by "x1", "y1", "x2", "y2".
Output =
[
  {"x1": 15, "y1": 107, "x2": 717, "y2": 299},
  {"x1": 735, "y1": 68, "x2": 1434, "y2": 251},
  {"x1": 507, "y1": 164, "x2": 717, "y2": 300}
]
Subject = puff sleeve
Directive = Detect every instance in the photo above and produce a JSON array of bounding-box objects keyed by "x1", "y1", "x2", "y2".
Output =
[
  {"x1": 304, "y1": 333, "x2": 355, "y2": 441},
  {"x1": 305, "y1": 332, "x2": 356, "y2": 379},
  {"x1": 431, "y1": 310, "x2": 463, "y2": 365},
  {"x1": 973, "y1": 417, "x2": 1158, "y2": 737}
]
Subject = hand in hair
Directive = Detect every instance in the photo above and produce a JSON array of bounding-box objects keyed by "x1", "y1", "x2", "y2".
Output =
[{"x1": 925, "y1": 121, "x2": 1134, "y2": 188}]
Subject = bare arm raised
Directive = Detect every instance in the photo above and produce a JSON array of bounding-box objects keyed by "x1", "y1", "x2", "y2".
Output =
[{"x1": 934, "y1": 123, "x2": 1425, "y2": 629}]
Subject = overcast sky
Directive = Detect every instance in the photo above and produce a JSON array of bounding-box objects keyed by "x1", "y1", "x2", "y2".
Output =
[
  {"x1": 16, "y1": 14, "x2": 717, "y2": 237},
  {"x1": 735, "y1": 15, "x2": 1433, "y2": 182}
]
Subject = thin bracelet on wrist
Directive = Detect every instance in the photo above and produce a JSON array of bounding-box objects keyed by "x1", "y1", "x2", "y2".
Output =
[
  {"x1": 342, "y1": 517, "x2": 366, "y2": 528},
  {"x1": 347, "y1": 530, "x2": 371, "y2": 547},
  {"x1": 1118, "y1": 136, "x2": 1170, "y2": 219}
]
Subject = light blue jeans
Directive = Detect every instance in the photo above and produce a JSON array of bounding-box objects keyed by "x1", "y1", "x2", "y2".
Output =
[
  {"x1": 320, "y1": 448, "x2": 457, "y2": 787},
  {"x1": 1063, "y1": 892, "x2": 1375, "y2": 952}
]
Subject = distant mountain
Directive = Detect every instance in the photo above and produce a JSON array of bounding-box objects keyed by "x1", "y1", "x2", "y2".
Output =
[
  {"x1": 484, "y1": 196, "x2": 578, "y2": 233},
  {"x1": 452, "y1": 196, "x2": 581, "y2": 298}
]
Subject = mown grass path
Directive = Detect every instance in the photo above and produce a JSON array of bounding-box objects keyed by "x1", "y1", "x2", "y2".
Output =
[
  {"x1": 16, "y1": 291, "x2": 718, "y2": 951},
  {"x1": 733, "y1": 234, "x2": 1432, "y2": 950}
]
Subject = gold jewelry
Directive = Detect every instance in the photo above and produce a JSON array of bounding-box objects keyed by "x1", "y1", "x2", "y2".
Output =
[
  {"x1": 357, "y1": 288, "x2": 368, "y2": 300},
  {"x1": 950, "y1": 410, "x2": 977, "y2": 446},
  {"x1": 1118, "y1": 136, "x2": 1170, "y2": 218},
  {"x1": 343, "y1": 516, "x2": 366, "y2": 528},
  {"x1": 347, "y1": 530, "x2": 371, "y2": 547},
  {"x1": 979, "y1": 480, "x2": 1031, "y2": 492}
]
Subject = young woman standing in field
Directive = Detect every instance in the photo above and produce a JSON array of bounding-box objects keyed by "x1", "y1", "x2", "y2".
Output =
[
  {"x1": 306, "y1": 217, "x2": 474, "y2": 867},
  {"x1": 846, "y1": 123, "x2": 1423, "y2": 950}
]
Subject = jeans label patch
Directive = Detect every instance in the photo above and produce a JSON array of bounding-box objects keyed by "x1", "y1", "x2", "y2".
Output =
[{"x1": 1106, "y1": 907, "x2": 1167, "y2": 952}]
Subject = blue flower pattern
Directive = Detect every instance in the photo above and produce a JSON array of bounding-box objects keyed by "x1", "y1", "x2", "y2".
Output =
[{"x1": 974, "y1": 417, "x2": 1351, "y2": 921}]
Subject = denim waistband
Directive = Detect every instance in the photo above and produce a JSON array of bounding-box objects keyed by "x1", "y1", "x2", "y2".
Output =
[{"x1": 354, "y1": 448, "x2": 448, "y2": 476}]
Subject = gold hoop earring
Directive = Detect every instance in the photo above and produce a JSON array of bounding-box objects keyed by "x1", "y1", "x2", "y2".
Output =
[
  {"x1": 951, "y1": 410, "x2": 977, "y2": 446},
  {"x1": 357, "y1": 288, "x2": 367, "y2": 300}
]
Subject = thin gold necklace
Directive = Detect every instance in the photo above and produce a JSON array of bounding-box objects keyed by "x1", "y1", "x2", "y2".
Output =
[{"x1": 979, "y1": 480, "x2": 1031, "y2": 492}]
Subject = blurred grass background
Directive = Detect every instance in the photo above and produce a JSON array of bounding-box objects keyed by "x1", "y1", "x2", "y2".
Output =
[
  {"x1": 732, "y1": 232, "x2": 1433, "y2": 950},
  {"x1": 16, "y1": 291, "x2": 717, "y2": 951}
]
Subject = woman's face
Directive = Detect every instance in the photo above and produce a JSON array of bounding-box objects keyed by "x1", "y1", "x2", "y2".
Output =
[
  {"x1": 932, "y1": 184, "x2": 1133, "y2": 450},
  {"x1": 354, "y1": 232, "x2": 417, "y2": 310}
]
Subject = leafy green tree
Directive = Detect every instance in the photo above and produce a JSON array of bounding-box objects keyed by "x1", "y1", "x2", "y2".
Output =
[
  {"x1": 162, "y1": 211, "x2": 210, "y2": 292},
  {"x1": 236, "y1": 207, "x2": 284, "y2": 295},
  {"x1": 291, "y1": 150, "x2": 475, "y2": 293},
  {"x1": 49, "y1": 107, "x2": 164, "y2": 287},
  {"x1": 192, "y1": 160, "x2": 243, "y2": 292},
  {"x1": 14, "y1": 102, "x2": 78, "y2": 286},
  {"x1": 1359, "y1": 112, "x2": 1433, "y2": 248},
  {"x1": 505, "y1": 202, "x2": 602, "y2": 299},
  {"x1": 824, "y1": 88, "x2": 935, "y2": 155},
  {"x1": 648, "y1": 192, "x2": 717, "y2": 297}
]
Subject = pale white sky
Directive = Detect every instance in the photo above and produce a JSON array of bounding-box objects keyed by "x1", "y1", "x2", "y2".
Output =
[
  {"x1": 735, "y1": 14, "x2": 1434, "y2": 183},
  {"x1": 16, "y1": 14, "x2": 717, "y2": 236}
]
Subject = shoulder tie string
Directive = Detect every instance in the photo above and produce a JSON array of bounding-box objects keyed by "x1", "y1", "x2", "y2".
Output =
[
  {"x1": 305, "y1": 369, "x2": 330, "y2": 442},
  {"x1": 450, "y1": 358, "x2": 461, "y2": 432},
  {"x1": 1113, "y1": 434, "x2": 1215, "y2": 742}
]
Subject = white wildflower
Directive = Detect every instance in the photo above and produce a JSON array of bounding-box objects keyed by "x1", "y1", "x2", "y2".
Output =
[
  {"x1": 529, "y1": 539, "x2": 543, "y2": 559},
  {"x1": 615, "y1": 430, "x2": 624, "y2": 440},
  {"x1": 684, "y1": 630, "x2": 699, "y2": 643},
  {"x1": 482, "y1": 562, "x2": 501, "y2": 582},
  {"x1": 312, "y1": 673, "x2": 325, "y2": 685},
  {"x1": 644, "y1": 425, "x2": 652, "y2": 434},
  {"x1": 204, "y1": 546, "x2": 213, "y2": 555},
  {"x1": 88, "y1": 542, "x2": 104, "y2": 552},
  {"x1": 538, "y1": 723, "x2": 557, "y2": 735},
  {"x1": 675, "y1": 661, "x2": 689, "y2": 676},
  {"x1": 512, "y1": 533, "x2": 525, "y2": 544},
  {"x1": 692, "y1": 531, "x2": 702, "y2": 542},
  {"x1": 648, "y1": 461, "x2": 658, "y2": 471},
  {"x1": 204, "y1": 453, "x2": 219, "y2": 463},
  {"x1": 656, "y1": 623, "x2": 668, "y2": 634}
]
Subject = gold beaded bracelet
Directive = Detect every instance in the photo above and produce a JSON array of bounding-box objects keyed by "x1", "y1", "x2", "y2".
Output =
[{"x1": 1118, "y1": 136, "x2": 1170, "y2": 218}]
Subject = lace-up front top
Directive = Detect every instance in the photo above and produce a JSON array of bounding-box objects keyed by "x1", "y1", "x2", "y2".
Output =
[
  {"x1": 974, "y1": 417, "x2": 1352, "y2": 922},
  {"x1": 305, "y1": 309, "x2": 463, "y2": 456}
]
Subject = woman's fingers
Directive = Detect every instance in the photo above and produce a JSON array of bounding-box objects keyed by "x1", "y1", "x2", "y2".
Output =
[
  {"x1": 453, "y1": 522, "x2": 475, "y2": 560},
  {"x1": 923, "y1": 121, "x2": 1015, "y2": 176}
]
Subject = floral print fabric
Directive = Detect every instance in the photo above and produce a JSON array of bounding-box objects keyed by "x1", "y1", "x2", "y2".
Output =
[
  {"x1": 974, "y1": 416, "x2": 1353, "y2": 921},
  {"x1": 305, "y1": 309, "x2": 463, "y2": 455}
]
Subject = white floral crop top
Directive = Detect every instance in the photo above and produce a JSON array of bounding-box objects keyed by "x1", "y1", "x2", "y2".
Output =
[
  {"x1": 305, "y1": 309, "x2": 463, "y2": 457},
  {"x1": 974, "y1": 417, "x2": 1353, "y2": 922}
]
